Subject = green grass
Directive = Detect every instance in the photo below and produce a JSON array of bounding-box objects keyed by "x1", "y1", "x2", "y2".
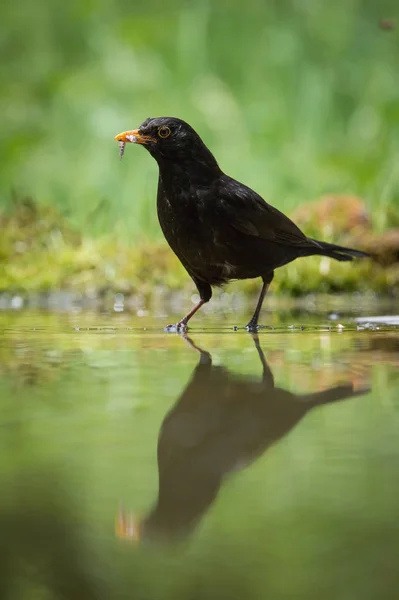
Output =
[{"x1": 1, "y1": 0, "x2": 399, "y2": 243}]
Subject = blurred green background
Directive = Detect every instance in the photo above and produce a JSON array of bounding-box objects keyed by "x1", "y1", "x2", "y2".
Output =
[{"x1": 0, "y1": 0, "x2": 398, "y2": 296}]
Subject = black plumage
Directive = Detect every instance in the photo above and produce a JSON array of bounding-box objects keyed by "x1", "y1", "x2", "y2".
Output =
[{"x1": 115, "y1": 117, "x2": 369, "y2": 330}]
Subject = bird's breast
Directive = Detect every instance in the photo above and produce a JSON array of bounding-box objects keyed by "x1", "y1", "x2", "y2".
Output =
[
  {"x1": 157, "y1": 185, "x2": 210, "y2": 249},
  {"x1": 156, "y1": 178, "x2": 258, "y2": 283}
]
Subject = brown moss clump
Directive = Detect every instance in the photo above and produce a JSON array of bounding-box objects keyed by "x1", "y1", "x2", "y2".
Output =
[{"x1": 290, "y1": 194, "x2": 370, "y2": 239}]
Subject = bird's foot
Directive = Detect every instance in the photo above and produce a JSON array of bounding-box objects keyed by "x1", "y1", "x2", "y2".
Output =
[
  {"x1": 245, "y1": 322, "x2": 260, "y2": 332},
  {"x1": 164, "y1": 321, "x2": 188, "y2": 333}
]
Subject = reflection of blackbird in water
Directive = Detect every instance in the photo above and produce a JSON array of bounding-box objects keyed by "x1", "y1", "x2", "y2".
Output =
[{"x1": 117, "y1": 336, "x2": 369, "y2": 543}]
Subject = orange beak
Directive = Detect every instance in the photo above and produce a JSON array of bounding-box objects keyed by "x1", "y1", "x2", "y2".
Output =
[{"x1": 114, "y1": 129, "x2": 157, "y2": 145}]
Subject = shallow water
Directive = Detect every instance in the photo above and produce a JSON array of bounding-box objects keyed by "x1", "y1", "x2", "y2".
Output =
[{"x1": 1, "y1": 309, "x2": 399, "y2": 600}]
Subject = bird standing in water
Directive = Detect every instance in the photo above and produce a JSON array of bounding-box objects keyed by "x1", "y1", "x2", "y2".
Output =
[{"x1": 115, "y1": 117, "x2": 368, "y2": 331}]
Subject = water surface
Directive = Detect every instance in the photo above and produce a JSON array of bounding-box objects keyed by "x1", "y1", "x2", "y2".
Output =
[{"x1": 1, "y1": 311, "x2": 398, "y2": 599}]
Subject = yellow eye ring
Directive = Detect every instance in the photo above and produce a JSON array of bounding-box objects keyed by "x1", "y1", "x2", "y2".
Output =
[{"x1": 158, "y1": 126, "x2": 171, "y2": 139}]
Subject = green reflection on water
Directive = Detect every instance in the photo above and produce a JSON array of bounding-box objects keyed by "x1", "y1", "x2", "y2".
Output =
[{"x1": 0, "y1": 313, "x2": 398, "y2": 599}]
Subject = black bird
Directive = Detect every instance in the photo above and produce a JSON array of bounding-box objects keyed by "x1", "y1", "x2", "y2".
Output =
[
  {"x1": 115, "y1": 117, "x2": 369, "y2": 331},
  {"x1": 116, "y1": 335, "x2": 369, "y2": 542}
]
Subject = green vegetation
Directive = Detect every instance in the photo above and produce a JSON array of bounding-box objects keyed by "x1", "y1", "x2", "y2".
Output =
[
  {"x1": 1, "y1": 0, "x2": 398, "y2": 295},
  {"x1": 0, "y1": 197, "x2": 397, "y2": 297}
]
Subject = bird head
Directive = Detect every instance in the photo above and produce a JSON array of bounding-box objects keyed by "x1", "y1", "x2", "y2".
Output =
[{"x1": 115, "y1": 117, "x2": 220, "y2": 171}]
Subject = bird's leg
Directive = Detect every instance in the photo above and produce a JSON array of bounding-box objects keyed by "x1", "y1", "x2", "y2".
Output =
[
  {"x1": 246, "y1": 273, "x2": 274, "y2": 331},
  {"x1": 174, "y1": 299, "x2": 205, "y2": 332},
  {"x1": 165, "y1": 280, "x2": 212, "y2": 332}
]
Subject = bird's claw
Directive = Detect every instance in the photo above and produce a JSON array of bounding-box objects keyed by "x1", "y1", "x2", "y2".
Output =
[
  {"x1": 164, "y1": 322, "x2": 189, "y2": 333},
  {"x1": 245, "y1": 323, "x2": 260, "y2": 332}
]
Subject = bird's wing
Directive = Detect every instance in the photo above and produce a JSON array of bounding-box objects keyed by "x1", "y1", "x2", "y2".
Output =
[{"x1": 215, "y1": 176, "x2": 311, "y2": 247}]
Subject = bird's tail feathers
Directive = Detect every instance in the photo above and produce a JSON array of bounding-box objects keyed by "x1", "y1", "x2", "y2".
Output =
[{"x1": 308, "y1": 238, "x2": 370, "y2": 262}]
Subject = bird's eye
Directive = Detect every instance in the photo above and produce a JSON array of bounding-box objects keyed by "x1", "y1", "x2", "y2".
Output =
[{"x1": 158, "y1": 126, "x2": 171, "y2": 139}]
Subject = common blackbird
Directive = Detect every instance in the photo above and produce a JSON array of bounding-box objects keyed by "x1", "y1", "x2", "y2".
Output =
[{"x1": 115, "y1": 117, "x2": 369, "y2": 331}]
